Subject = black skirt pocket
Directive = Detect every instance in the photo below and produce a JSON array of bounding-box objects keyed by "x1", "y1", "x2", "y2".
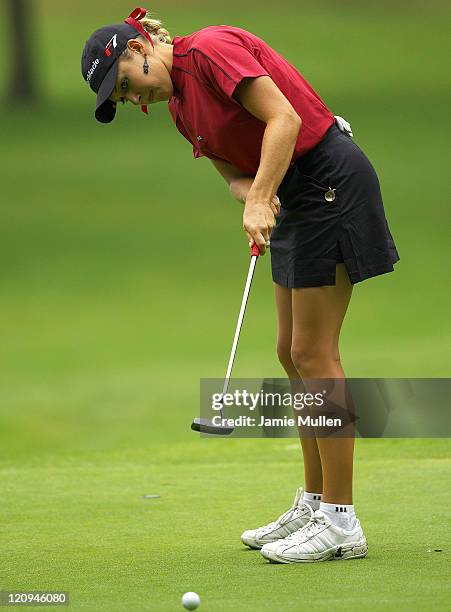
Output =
[{"x1": 278, "y1": 152, "x2": 337, "y2": 211}]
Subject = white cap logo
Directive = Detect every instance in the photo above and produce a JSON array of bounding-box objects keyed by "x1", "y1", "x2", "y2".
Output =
[
  {"x1": 105, "y1": 34, "x2": 118, "y2": 57},
  {"x1": 86, "y1": 58, "x2": 100, "y2": 83}
]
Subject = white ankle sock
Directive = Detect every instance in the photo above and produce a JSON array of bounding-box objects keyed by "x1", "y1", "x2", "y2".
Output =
[
  {"x1": 320, "y1": 502, "x2": 357, "y2": 529},
  {"x1": 303, "y1": 491, "x2": 322, "y2": 510}
]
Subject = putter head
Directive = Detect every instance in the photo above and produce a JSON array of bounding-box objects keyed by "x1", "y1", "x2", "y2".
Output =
[{"x1": 191, "y1": 417, "x2": 234, "y2": 436}]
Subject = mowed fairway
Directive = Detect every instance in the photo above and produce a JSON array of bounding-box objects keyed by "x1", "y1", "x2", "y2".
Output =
[
  {"x1": 1, "y1": 441, "x2": 450, "y2": 610},
  {"x1": 0, "y1": 1, "x2": 450, "y2": 610}
]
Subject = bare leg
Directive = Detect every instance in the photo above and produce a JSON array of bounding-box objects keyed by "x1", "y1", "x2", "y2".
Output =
[
  {"x1": 274, "y1": 283, "x2": 323, "y2": 493},
  {"x1": 291, "y1": 265, "x2": 354, "y2": 504}
]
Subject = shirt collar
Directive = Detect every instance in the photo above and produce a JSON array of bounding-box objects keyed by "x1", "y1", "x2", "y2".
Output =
[{"x1": 170, "y1": 36, "x2": 187, "y2": 98}]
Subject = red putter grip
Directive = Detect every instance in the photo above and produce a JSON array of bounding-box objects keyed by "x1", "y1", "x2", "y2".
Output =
[{"x1": 251, "y1": 243, "x2": 260, "y2": 257}]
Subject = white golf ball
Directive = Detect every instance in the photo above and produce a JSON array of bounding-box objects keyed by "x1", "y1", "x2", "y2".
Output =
[{"x1": 182, "y1": 591, "x2": 200, "y2": 610}]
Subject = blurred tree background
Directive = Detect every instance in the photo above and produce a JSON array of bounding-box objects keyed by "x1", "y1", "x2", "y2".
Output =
[
  {"x1": 0, "y1": 0, "x2": 449, "y2": 456},
  {"x1": 5, "y1": 0, "x2": 39, "y2": 101}
]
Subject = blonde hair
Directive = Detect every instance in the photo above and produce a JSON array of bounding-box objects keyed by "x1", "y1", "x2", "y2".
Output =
[
  {"x1": 140, "y1": 11, "x2": 172, "y2": 43},
  {"x1": 122, "y1": 9, "x2": 172, "y2": 59}
]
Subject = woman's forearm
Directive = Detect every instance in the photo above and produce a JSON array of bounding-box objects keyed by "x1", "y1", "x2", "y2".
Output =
[
  {"x1": 230, "y1": 176, "x2": 255, "y2": 203},
  {"x1": 247, "y1": 114, "x2": 301, "y2": 205},
  {"x1": 228, "y1": 113, "x2": 301, "y2": 206}
]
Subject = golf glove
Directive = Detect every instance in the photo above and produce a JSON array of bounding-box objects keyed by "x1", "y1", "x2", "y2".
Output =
[{"x1": 334, "y1": 115, "x2": 353, "y2": 137}]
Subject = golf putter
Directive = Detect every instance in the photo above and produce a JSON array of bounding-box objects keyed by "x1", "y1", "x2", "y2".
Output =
[{"x1": 191, "y1": 242, "x2": 262, "y2": 435}]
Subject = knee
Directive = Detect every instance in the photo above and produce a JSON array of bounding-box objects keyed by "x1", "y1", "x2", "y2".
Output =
[
  {"x1": 277, "y1": 341, "x2": 294, "y2": 371},
  {"x1": 290, "y1": 344, "x2": 340, "y2": 376}
]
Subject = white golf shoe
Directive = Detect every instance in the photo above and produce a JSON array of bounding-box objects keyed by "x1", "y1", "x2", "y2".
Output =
[
  {"x1": 261, "y1": 507, "x2": 368, "y2": 563},
  {"x1": 240, "y1": 488, "x2": 312, "y2": 550}
]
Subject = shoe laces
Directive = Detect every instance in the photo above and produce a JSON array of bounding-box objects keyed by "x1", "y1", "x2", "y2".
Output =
[
  {"x1": 284, "y1": 508, "x2": 327, "y2": 543},
  {"x1": 259, "y1": 500, "x2": 310, "y2": 535}
]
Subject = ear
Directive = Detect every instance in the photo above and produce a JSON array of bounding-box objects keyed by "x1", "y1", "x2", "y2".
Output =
[{"x1": 127, "y1": 39, "x2": 147, "y2": 55}]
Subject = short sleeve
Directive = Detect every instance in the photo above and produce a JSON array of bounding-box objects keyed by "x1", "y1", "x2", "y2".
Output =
[{"x1": 191, "y1": 31, "x2": 270, "y2": 100}]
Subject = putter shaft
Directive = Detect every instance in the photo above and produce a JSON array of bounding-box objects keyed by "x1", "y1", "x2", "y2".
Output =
[
  {"x1": 221, "y1": 252, "x2": 259, "y2": 400},
  {"x1": 192, "y1": 244, "x2": 261, "y2": 433}
]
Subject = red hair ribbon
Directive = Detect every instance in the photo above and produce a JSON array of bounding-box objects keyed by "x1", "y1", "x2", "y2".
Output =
[
  {"x1": 129, "y1": 7, "x2": 147, "y2": 20},
  {"x1": 125, "y1": 7, "x2": 154, "y2": 48}
]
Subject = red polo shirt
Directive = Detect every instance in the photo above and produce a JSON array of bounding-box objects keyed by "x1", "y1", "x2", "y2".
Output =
[{"x1": 168, "y1": 26, "x2": 335, "y2": 176}]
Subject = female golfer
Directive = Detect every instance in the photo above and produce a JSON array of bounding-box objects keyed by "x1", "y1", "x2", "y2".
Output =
[{"x1": 82, "y1": 7, "x2": 399, "y2": 563}]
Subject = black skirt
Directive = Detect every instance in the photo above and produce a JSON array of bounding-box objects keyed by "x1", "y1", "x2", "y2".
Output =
[{"x1": 271, "y1": 123, "x2": 400, "y2": 288}]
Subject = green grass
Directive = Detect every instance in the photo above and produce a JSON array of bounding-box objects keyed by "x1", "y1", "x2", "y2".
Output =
[
  {"x1": 0, "y1": 1, "x2": 450, "y2": 610},
  {"x1": 1, "y1": 441, "x2": 450, "y2": 611}
]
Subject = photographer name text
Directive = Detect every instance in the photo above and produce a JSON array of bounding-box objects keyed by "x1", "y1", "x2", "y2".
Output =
[{"x1": 211, "y1": 415, "x2": 342, "y2": 428}]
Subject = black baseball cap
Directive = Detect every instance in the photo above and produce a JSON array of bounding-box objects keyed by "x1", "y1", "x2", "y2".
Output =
[{"x1": 81, "y1": 8, "x2": 154, "y2": 123}]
